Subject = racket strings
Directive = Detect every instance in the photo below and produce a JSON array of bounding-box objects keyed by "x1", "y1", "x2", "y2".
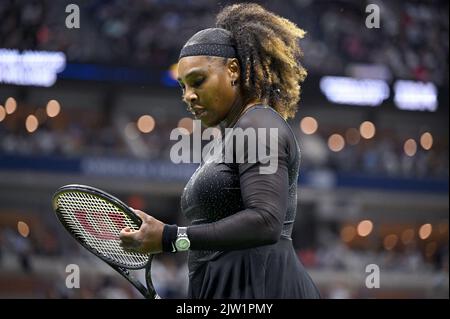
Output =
[{"x1": 55, "y1": 191, "x2": 148, "y2": 268}]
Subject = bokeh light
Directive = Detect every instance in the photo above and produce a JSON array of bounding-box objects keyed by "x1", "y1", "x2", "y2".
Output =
[
  {"x1": 357, "y1": 220, "x2": 373, "y2": 237},
  {"x1": 46, "y1": 100, "x2": 61, "y2": 118},
  {"x1": 420, "y1": 132, "x2": 433, "y2": 150},
  {"x1": 5, "y1": 97, "x2": 17, "y2": 114},
  {"x1": 137, "y1": 115, "x2": 155, "y2": 133},
  {"x1": 17, "y1": 221, "x2": 30, "y2": 238},
  {"x1": 177, "y1": 117, "x2": 193, "y2": 135},
  {"x1": 360, "y1": 121, "x2": 376, "y2": 139},
  {"x1": 328, "y1": 133, "x2": 345, "y2": 152},
  {"x1": 404, "y1": 139, "x2": 417, "y2": 157},
  {"x1": 300, "y1": 116, "x2": 318, "y2": 135},
  {"x1": 419, "y1": 223, "x2": 432, "y2": 240},
  {"x1": 25, "y1": 115, "x2": 39, "y2": 133}
]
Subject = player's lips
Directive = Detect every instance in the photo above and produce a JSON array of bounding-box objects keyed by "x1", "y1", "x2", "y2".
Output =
[{"x1": 191, "y1": 107, "x2": 207, "y2": 118}]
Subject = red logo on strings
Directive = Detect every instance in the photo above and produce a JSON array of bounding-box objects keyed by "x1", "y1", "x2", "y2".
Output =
[{"x1": 74, "y1": 211, "x2": 126, "y2": 240}]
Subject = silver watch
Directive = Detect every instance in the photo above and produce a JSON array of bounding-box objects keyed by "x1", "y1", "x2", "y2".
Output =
[{"x1": 174, "y1": 227, "x2": 190, "y2": 251}]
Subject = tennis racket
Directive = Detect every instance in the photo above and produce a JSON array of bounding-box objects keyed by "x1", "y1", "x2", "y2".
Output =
[{"x1": 52, "y1": 184, "x2": 160, "y2": 299}]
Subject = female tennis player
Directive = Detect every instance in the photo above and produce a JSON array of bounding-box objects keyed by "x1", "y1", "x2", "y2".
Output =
[{"x1": 120, "y1": 3, "x2": 321, "y2": 299}]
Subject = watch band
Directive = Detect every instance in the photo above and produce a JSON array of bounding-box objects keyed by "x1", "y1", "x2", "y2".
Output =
[
  {"x1": 177, "y1": 226, "x2": 188, "y2": 237},
  {"x1": 175, "y1": 226, "x2": 190, "y2": 251},
  {"x1": 162, "y1": 224, "x2": 178, "y2": 253}
]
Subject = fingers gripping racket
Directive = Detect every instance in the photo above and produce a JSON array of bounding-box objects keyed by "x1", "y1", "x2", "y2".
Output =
[{"x1": 52, "y1": 184, "x2": 160, "y2": 299}]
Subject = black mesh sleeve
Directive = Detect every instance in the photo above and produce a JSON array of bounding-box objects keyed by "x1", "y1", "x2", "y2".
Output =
[{"x1": 187, "y1": 108, "x2": 291, "y2": 250}]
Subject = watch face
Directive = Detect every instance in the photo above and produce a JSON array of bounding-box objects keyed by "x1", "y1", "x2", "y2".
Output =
[{"x1": 176, "y1": 238, "x2": 190, "y2": 251}]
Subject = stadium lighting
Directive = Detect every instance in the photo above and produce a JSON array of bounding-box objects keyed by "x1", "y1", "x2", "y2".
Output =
[
  {"x1": 404, "y1": 139, "x2": 417, "y2": 157},
  {"x1": 46, "y1": 100, "x2": 61, "y2": 118},
  {"x1": 394, "y1": 80, "x2": 438, "y2": 112},
  {"x1": 5, "y1": 97, "x2": 17, "y2": 114},
  {"x1": 0, "y1": 105, "x2": 5, "y2": 122},
  {"x1": 137, "y1": 115, "x2": 156, "y2": 133},
  {"x1": 419, "y1": 224, "x2": 432, "y2": 240},
  {"x1": 320, "y1": 76, "x2": 389, "y2": 106},
  {"x1": 25, "y1": 115, "x2": 39, "y2": 133},
  {"x1": 359, "y1": 121, "x2": 376, "y2": 139},
  {"x1": 357, "y1": 220, "x2": 373, "y2": 237},
  {"x1": 0, "y1": 48, "x2": 66, "y2": 87},
  {"x1": 300, "y1": 116, "x2": 318, "y2": 135},
  {"x1": 328, "y1": 134, "x2": 345, "y2": 152},
  {"x1": 17, "y1": 221, "x2": 30, "y2": 238},
  {"x1": 420, "y1": 132, "x2": 433, "y2": 150},
  {"x1": 177, "y1": 117, "x2": 193, "y2": 135}
]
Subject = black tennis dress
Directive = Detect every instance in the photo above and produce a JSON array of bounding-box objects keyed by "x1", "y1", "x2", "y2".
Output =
[{"x1": 181, "y1": 105, "x2": 321, "y2": 299}]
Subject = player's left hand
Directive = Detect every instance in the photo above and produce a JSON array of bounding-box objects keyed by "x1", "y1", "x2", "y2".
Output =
[{"x1": 119, "y1": 209, "x2": 164, "y2": 254}]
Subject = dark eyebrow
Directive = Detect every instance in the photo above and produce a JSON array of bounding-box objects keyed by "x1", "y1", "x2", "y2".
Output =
[{"x1": 177, "y1": 67, "x2": 206, "y2": 82}]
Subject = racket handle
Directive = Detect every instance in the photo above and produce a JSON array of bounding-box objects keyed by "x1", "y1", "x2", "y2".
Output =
[
  {"x1": 111, "y1": 264, "x2": 156, "y2": 299},
  {"x1": 145, "y1": 256, "x2": 158, "y2": 299}
]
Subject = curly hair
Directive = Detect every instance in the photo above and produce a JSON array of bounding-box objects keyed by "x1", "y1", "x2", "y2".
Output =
[{"x1": 216, "y1": 3, "x2": 307, "y2": 119}]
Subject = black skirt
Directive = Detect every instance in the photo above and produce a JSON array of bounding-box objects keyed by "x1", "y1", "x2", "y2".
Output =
[{"x1": 188, "y1": 238, "x2": 321, "y2": 299}]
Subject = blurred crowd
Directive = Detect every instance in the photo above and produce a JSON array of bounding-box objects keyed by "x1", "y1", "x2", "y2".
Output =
[
  {"x1": 1, "y1": 103, "x2": 448, "y2": 180},
  {"x1": 0, "y1": 216, "x2": 448, "y2": 298},
  {"x1": 0, "y1": 104, "x2": 130, "y2": 157},
  {"x1": 0, "y1": 222, "x2": 189, "y2": 298},
  {"x1": 299, "y1": 128, "x2": 449, "y2": 179},
  {"x1": 0, "y1": 0, "x2": 448, "y2": 85}
]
